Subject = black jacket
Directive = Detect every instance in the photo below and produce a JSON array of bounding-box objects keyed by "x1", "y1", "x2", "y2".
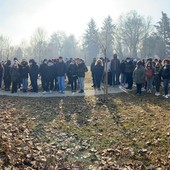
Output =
[
  {"x1": 0, "y1": 66, "x2": 4, "y2": 77},
  {"x1": 29, "y1": 63, "x2": 39, "y2": 80},
  {"x1": 4, "y1": 62, "x2": 11, "y2": 80},
  {"x1": 68, "y1": 63, "x2": 78, "y2": 76},
  {"x1": 125, "y1": 61, "x2": 134, "y2": 73},
  {"x1": 162, "y1": 64, "x2": 170, "y2": 79},
  {"x1": 56, "y1": 62, "x2": 66, "y2": 77},
  {"x1": 77, "y1": 63, "x2": 88, "y2": 77},
  {"x1": 47, "y1": 64, "x2": 55, "y2": 80},
  {"x1": 39, "y1": 63, "x2": 48, "y2": 79},
  {"x1": 20, "y1": 63, "x2": 29, "y2": 79}
]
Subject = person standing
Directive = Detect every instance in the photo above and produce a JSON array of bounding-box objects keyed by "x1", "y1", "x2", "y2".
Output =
[
  {"x1": 4, "y1": 60, "x2": 11, "y2": 91},
  {"x1": 90, "y1": 58, "x2": 96, "y2": 88},
  {"x1": 162, "y1": 59, "x2": 170, "y2": 99},
  {"x1": 94, "y1": 59, "x2": 104, "y2": 90},
  {"x1": 145, "y1": 61, "x2": 155, "y2": 93},
  {"x1": 29, "y1": 59, "x2": 39, "y2": 93},
  {"x1": 68, "y1": 60, "x2": 78, "y2": 93},
  {"x1": 125, "y1": 58, "x2": 134, "y2": 90},
  {"x1": 56, "y1": 56, "x2": 66, "y2": 94},
  {"x1": 77, "y1": 59, "x2": 88, "y2": 93},
  {"x1": 0, "y1": 62, "x2": 4, "y2": 89},
  {"x1": 46, "y1": 60, "x2": 55, "y2": 93},
  {"x1": 120, "y1": 60, "x2": 126, "y2": 86},
  {"x1": 39, "y1": 59, "x2": 48, "y2": 94},
  {"x1": 20, "y1": 60, "x2": 29, "y2": 92},
  {"x1": 133, "y1": 61, "x2": 145, "y2": 95},
  {"x1": 110, "y1": 54, "x2": 120, "y2": 86},
  {"x1": 154, "y1": 62, "x2": 162, "y2": 96},
  {"x1": 10, "y1": 62, "x2": 19, "y2": 93}
]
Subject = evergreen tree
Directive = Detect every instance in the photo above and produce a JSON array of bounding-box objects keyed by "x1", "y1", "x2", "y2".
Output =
[
  {"x1": 83, "y1": 18, "x2": 100, "y2": 64},
  {"x1": 155, "y1": 12, "x2": 170, "y2": 57},
  {"x1": 100, "y1": 15, "x2": 115, "y2": 59}
]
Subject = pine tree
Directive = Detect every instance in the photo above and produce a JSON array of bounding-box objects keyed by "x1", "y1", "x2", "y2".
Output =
[
  {"x1": 155, "y1": 12, "x2": 170, "y2": 57},
  {"x1": 83, "y1": 18, "x2": 100, "y2": 64},
  {"x1": 100, "y1": 15, "x2": 115, "y2": 59}
]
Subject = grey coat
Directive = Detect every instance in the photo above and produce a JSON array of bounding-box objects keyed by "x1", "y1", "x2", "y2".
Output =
[{"x1": 133, "y1": 65, "x2": 145, "y2": 84}]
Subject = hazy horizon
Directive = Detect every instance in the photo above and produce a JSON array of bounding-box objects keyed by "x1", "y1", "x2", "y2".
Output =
[{"x1": 0, "y1": 0, "x2": 170, "y2": 45}]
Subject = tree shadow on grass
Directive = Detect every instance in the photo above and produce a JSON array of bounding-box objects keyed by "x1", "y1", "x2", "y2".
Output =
[{"x1": 100, "y1": 94, "x2": 153, "y2": 166}]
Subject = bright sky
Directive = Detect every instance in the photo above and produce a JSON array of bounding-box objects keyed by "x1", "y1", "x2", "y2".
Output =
[{"x1": 0, "y1": 0, "x2": 170, "y2": 45}]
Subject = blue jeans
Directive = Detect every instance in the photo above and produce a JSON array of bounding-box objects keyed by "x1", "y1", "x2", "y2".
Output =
[
  {"x1": 57, "y1": 76, "x2": 65, "y2": 92},
  {"x1": 30, "y1": 78, "x2": 38, "y2": 92},
  {"x1": 0, "y1": 75, "x2": 3, "y2": 88},
  {"x1": 163, "y1": 79, "x2": 169, "y2": 95},
  {"x1": 78, "y1": 77, "x2": 85, "y2": 91},
  {"x1": 22, "y1": 78, "x2": 28, "y2": 91}
]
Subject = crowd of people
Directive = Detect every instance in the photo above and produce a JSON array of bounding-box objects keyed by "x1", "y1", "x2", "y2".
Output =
[
  {"x1": 0, "y1": 54, "x2": 170, "y2": 98},
  {"x1": 0, "y1": 57, "x2": 88, "y2": 94},
  {"x1": 91, "y1": 54, "x2": 170, "y2": 99}
]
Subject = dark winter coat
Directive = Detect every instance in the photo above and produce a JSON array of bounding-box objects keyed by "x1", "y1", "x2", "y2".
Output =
[
  {"x1": 133, "y1": 65, "x2": 145, "y2": 84},
  {"x1": 0, "y1": 66, "x2": 4, "y2": 77},
  {"x1": 162, "y1": 64, "x2": 170, "y2": 79},
  {"x1": 56, "y1": 62, "x2": 66, "y2": 77},
  {"x1": 90, "y1": 61, "x2": 96, "y2": 73},
  {"x1": 29, "y1": 63, "x2": 39, "y2": 80},
  {"x1": 20, "y1": 63, "x2": 29, "y2": 79},
  {"x1": 10, "y1": 66, "x2": 19, "y2": 82},
  {"x1": 4, "y1": 62, "x2": 11, "y2": 80},
  {"x1": 110, "y1": 58, "x2": 120, "y2": 73},
  {"x1": 77, "y1": 63, "x2": 88, "y2": 77},
  {"x1": 154, "y1": 66, "x2": 162, "y2": 80},
  {"x1": 120, "y1": 61, "x2": 125, "y2": 74},
  {"x1": 125, "y1": 61, "x2": 134, "y2": 73},
  {"x1": 94, "y1": 65, "x2": 104, "y2": 78},
  {"x1": 39, "y1": 63, "x2": 48, "y2": 79},
  {"x1": 68, "y1": 63, "x2": 78, "y2": 77},
  {"x1": 46, "y1": 64, "x2": 55, "y2": 80}
]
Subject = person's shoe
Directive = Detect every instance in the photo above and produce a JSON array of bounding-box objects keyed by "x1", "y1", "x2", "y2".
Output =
[
  {"x1": 164, "y1": 95, "x2": 169, "y2": 99},
  {"x1": 49, "y1": 90, "x2": 52, "y2": 94},
  {"x1": 23, "y1": 89, "x2": 27, "y2": 93},
  {"x1": 79, "y1": 90, "x2": 84, "y2": 93},
  {"x1": 141, "y1": 87, "x2": 146, "y2": 92},
  {"x1": 155, "y1": 92, "x2": 160, "y2": 96},
  {"x1": 147, "y1": 90, "x2": 151, "y2": 94},
  {"x1": 42, "y1": 91, "x2": 47, "y2": 95}
]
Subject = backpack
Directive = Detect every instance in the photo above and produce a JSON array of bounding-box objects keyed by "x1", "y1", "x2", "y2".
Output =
[{"x1": 146, "y1": 68, "x2": 153, "y2": 78}]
